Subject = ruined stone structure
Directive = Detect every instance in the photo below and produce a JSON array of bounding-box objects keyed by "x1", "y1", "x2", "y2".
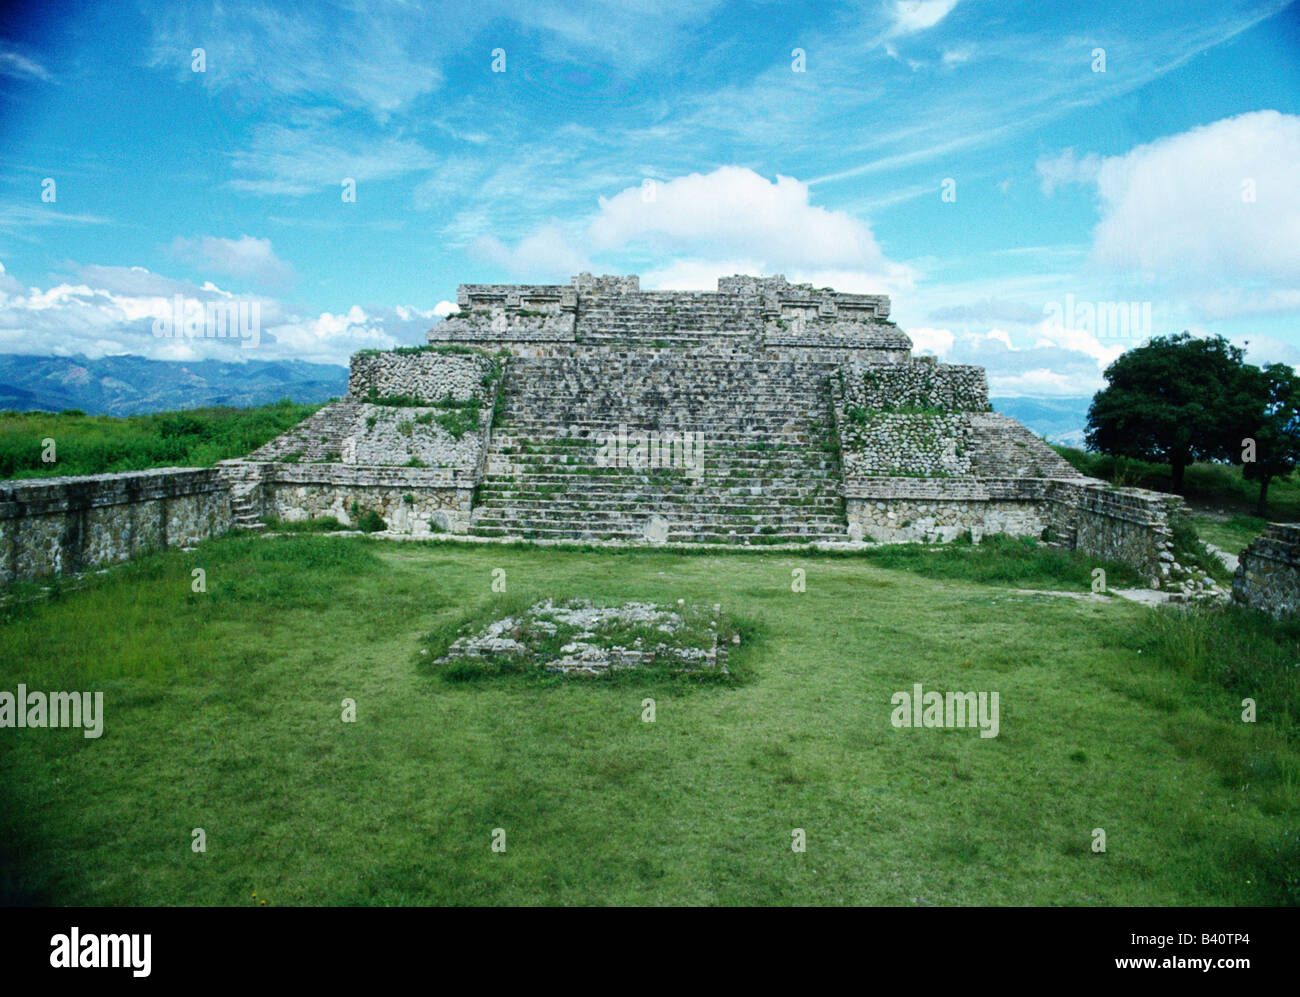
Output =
[
  {"x1": 0, "y1": 468, "x2": 230, "y2": 585},
  {"x1": 1233, "y1": 524, "x2": 1300, "y2": 618},
  {"x1": 8, "y1": 273, "x2": 1286, "y2": 603},
  {"x1": 216, "y1": 274, "x2": 1189, "y2": 581}
]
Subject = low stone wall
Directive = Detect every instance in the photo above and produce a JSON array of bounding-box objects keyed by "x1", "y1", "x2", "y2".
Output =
[
  {"x1": 0, "y1": 468, "x2": 231, "y2": 585},
  {"x1": 259, "y1": 464, "x2": 475, "y2": 534},
  {"x1": 1049, "y1": 481, "x2": 1179, "y2": 584},
  {"x1": 846, "y1": 494, "x2": 1045, "y2": 543},
  {"x1": 1233, "y1": 523, "x2": 1300, "y2": 618},
  {"x1": 843, "y1": 475, "x2": 1178, "y2": 581},
  {"x1": 348, "y1": 350, "x2": 495, "y2": 402}
]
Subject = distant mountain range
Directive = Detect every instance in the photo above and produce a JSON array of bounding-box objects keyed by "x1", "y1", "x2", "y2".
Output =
[
  {"x1": 990, "y1": 395, "x2": 1092, "y2": 447},
  {"x1": 0, "y1": 354, "x2": 348, "y2": 416}
]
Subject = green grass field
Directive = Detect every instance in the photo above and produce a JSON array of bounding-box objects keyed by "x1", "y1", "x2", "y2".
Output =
[
  {"x1": 0, "y1": 401, "x2": 324, "y2": 480},
  {"x1": 1, "y1": 534, "x2": 1296, "y2": 906}
]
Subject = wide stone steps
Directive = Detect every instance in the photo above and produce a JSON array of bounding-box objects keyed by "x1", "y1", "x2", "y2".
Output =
[
  {"x1": 488, "y1": 460, "x2": 842, "y2": 475},
  {"x1": 246, "y1": 399, "x2": 358, "y2": 463},
  {"x1": 469, "y1": 523, "x2": 846, "y2": 544},
  {"x1": 966, "y1": 413, "x2": 1084, "y2": 479},
  {"x1": 470, "y1": 352, "x2": 846, "y2": 542},
  {"x1": 481, "y1": 474, "x2": 840, "y2": 493}
]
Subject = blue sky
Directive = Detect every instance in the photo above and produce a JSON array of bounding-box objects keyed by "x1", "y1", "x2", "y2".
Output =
[{"x1": 1, "y1": 0, "x2": 1298, "y2": 398}]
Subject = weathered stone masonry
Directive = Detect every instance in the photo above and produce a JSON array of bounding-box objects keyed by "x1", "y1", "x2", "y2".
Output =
[
  {"x1": 0, "y1": 273, "x2": 1224, "y2": 598},
  {"x1": 1233, "y1": 524, "x2": 1300, "y2": 618},
  {"x1": 0, "y1": 468, "x2": 231, "y2": 585}
]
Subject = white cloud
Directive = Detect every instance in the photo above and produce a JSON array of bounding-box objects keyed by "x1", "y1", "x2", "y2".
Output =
[
  {"x1": 1031, "y1": 319, "x2": 1127, "y2": 367},
  {"x1": 476, "y1": 168, "x2": 915, "y2": 295},
  {"x1": 589, "y1": 168, "x2": 891, "y2": 269},
  {"x1": 0, "y1": 46, "x2": 52, "y2": 82},
  {"x1": 169, "y1": 235, "x2": 295, "y2": 288},
  {"x1": 642, "y1": 259, "x2": 765, "y2": 290},
  {"x1": 985, "y1": 328, "x2": 1015, "y2": 350},
  {"x1": 0, "y1": 262, "x2": 24, "y2": 298},
  {"x1": 941, "y1": 45, "x2": 974, "y2": 66},
  {"x1": 1088, "y1": 110, "x2": 1300, "y2": 283},
  {"x1": 0, "y1": 265, "x2": 439, "y2": 366},
  {"x1": 1035, "y1": 148, "x2": 1102, "y2": 196},
  {"x1": 888, "y1": 0, "x2": 961, "y2": 36},
  {"x1": 907, "y1": 326, "x2": 954, "y2": 356},
  {"x1": 469, "y1": 225, "x2": 591, "y2": 279},
  {"x1": 987, "y1": 368, "x2": 1088, "y2": 396}
]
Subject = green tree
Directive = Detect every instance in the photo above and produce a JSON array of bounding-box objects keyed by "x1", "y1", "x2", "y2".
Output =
[
  {"x1": 1241, "y1": 362, "x2": 1300, "y2": 516},
  {"x1": 1086, "y1": 333, "x2": 1255, "y2": 492}
]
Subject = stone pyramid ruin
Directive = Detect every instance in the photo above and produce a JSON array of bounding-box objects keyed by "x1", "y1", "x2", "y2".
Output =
[{"x1": 220, "y1": 273, "x2": 1185, "y2": 579}]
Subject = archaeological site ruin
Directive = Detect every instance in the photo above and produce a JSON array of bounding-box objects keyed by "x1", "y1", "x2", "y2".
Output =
[{"x1": 3, "y1": 273, "x2": 1297, "y2": 613}]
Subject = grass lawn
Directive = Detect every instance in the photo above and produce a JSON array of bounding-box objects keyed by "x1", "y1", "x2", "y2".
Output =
[
  {"x1": 1, "y1": 534, "x2": 1296, "y2": 905},
  {"x1": 1188, "y1": 514, "x2": 1276, "y2": 555},
  {"x1": 0, "y1": 401, "x2": 323, "y2": 480}
]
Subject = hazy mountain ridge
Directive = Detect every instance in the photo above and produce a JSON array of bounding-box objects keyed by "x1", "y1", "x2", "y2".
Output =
[
  {"x1": 0, "y1": 354, "x2": 348, "y2": 416},
  {"x1": 990, "y1": 396, "x2": 1091, "y2": 446}
]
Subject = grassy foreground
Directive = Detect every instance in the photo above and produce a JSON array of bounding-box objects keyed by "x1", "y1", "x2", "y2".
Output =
[
  {"x1": 1, "y1": 534, "x2": 1296, "y2": 905},
  {"x1": 0, "y1": 401, "x2": 323, "y2": 479}
]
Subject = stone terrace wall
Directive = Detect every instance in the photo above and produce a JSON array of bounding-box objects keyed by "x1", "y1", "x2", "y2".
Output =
[
  {"x1": 1233, "y1": 524, "x2": 1300, "y2": 618},
  {"x1": 844, "y1": 358, "x2": 988, "y2": 412},
  {"x1": 0, "y1": 468, "x2": 231, "y2": 585},
  {"x1": 843, "y1": 475, "x2": 1179, "y2": 581},
  {"x1": 428, "y1": 273, "x2": 909, "y2": 358},
  {"x1": 1046, "y1": 480, "x2": 1180, "y2": 584},
  {"x1": 259, "y1": 464, "x2": 475, "y2": 534},
  {"x1": 348, "y1": 350, "x2": 495, "y2": 402},
  {"x1": 840, "y1": 412, "x2": 972, "y2": 478},
  {"x1": 834, "y1": 361, "x2": 984, "y2": 480}
]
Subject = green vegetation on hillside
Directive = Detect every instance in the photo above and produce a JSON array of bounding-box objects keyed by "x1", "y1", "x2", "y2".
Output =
[
  {"x1": 2, "y1": 535, "x2": 1295, "y2": 905},
  {"x1": 0, "y1": 400, "x2": 324, "y2": 480}
]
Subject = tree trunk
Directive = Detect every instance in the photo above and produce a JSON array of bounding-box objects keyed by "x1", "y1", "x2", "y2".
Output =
[
  {"x1": 1171, "y1": 458, "x2": 1186, "y2": 493},
  {"x1": 1257, "y1": 476, "x2": 1271, "y2": 518}
]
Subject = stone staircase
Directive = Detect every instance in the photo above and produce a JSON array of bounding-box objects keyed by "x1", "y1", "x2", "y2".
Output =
[
  {"x1": 574, "y1": 293, "x2": 762, "y2": 348},
  {"x1": 471, "y1": 354, "x2": 848, "y2": 543},
  {"x1": 245, "y1": 399, "x2": 361, "y2": 463},
  {"x1": 966, "y1": 413, "x2": 1084, "y2": 479},
  {"x1": 218, "y1": 462, "x2": 268, "y2": 531}
]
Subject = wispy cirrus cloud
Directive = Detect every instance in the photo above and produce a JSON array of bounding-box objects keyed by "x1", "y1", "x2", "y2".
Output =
[
  {"x1": 227, "y1": 124, "x2": 434, "y2": 197},
  {"x1": 0, "y1": 44, "x2": 51, "y2": 82}
]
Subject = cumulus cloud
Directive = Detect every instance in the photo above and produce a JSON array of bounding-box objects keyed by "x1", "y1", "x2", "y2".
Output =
[
  {"x1": 911, "y1": 319, "x2": 1122, "y2": 398},
  {"x1": 0, "y1": 262, "x2": 24, "y2": 297},
  {"x1": 469, "y1": 225, "x2": 591, "y2": 279},
  {"x1": 0, "y1": 263, "x2": 440, "y2": 366},
  {"x1": 169, "y1": 235, "x2": 295, "y2": 289},
  {"x1": 907, "y1": 326, "x2": 955, "y2": 356},
  {"x1": 473, "y1": 168, "x2": 915, "y2": 295},
  {"x1": 588, "y1": 168, "x2": 890, "y2": 270},
  {"x1": 1087, "y1": 110, "x2": 1300, "y2": 283}
]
